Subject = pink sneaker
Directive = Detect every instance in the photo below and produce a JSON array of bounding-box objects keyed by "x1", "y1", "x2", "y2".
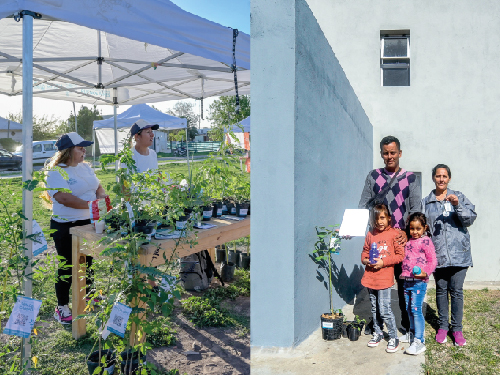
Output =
[
  {"x1": 54, "y1": 305, "x2": 72, "y2": 325},
  {"x1": 452, "y1": 331, "x2": 467, "y2": 346},
  {"x1": 435, "y1": 329, "x2": 448, "y2": 344}
]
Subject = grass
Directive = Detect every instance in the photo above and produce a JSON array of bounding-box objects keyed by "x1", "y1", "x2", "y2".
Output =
[{"x1": 424, "y1": 288, "x2": 500, "y2": 375}]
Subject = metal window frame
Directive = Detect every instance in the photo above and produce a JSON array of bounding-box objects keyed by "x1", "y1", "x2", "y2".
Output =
[{"x1": 380, "y1": 34, "x2": 410, "y2": 86}]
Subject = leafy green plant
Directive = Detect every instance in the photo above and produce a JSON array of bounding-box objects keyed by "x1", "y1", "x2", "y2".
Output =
[
  {"x1": 312, "y1": 225, "x2": 342, "y2": 316},
  {"x1": 181, "y1": 296, "x2": 235, "y2": 327}
]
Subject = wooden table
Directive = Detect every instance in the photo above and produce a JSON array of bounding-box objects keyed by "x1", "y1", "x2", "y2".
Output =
[{"x1": 70, "y1": 217, "x2": 250, "y2": 340}]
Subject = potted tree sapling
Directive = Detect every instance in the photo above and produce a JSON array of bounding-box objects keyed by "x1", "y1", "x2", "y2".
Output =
[{"x1": 312, "y1": 225, "x2": 344, "y2": 340}]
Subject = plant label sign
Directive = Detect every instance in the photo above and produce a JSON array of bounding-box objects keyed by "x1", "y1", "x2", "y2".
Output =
[
  {"x1": 3, "y1": 296, "x2": 42, "y2": 338},
  {"x1": 32, "y1": 220, "x2": 48, "y2": 257},
  {"x1": 105, "y1": 302, "x2": 132, "y2": 338},
  {"x1": 322, "y1": 321, "x2": 334, "y2": 329}
]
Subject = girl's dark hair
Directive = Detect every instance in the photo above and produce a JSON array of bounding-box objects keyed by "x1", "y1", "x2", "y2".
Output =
[
  {"x1": 405, "y1": 212, "x2": 432, "y2": 237},
  {"x1": 432, "y1": 164, "x2": 451, "y2": 179},
  {"x1": 370, "y1": 203, "x2": 391, "y2": 228}
]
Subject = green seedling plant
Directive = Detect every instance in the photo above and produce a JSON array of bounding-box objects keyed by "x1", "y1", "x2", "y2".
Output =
[{"x1": 312, "y1": 225, "x2": 342, "y2": 317}]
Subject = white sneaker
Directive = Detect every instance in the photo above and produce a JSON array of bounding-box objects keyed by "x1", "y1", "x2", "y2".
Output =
[
  {"x1": 399, "y1": 331, "x2": 414, "y2": 343},
  {"x1": 54, "y1": 305, "x2": 72, "y2": 324},
  {"x1": 405, "y1": 338, "x2": 426, "y2": 355}
]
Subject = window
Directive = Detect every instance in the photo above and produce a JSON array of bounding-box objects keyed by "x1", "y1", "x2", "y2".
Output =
[
  {"x1": 381, "y1": 31, "x2": 410, "y2": 86},
  {"x1": 33, "y1": 144, "x2": 42, "y2": 153},
  {"x1": 44, "y1": 143, "x2": 55, "y2": 152}
]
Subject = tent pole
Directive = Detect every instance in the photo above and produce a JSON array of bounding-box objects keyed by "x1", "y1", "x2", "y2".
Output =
[
  {"x1": 114, "y1": 104, "x2": 118, "y2": 179},
  {"x1": 73, "y1": 101, "x2": 78, "y2": 134},
  {"x1": 185, "y1": 128, "x2": 190, "y2": 176},
  {"x1": 21, "y1": 11, "x2": 34, "y2": 374},
  {"x1": 92, "y1": 128, "x2": 96, "y2": 172}
]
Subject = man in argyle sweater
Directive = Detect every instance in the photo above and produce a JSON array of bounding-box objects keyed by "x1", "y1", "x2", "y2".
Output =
[{"x1": 358, "y1": 135, "x2": 421, "y2": 339}]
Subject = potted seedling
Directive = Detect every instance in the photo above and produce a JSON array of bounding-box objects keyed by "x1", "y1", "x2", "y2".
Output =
[
  {"x1": 346, "y1": 315, "x2": 366, "y2": 341},
  {"x1": 239, "y1": 235, "x2": 250, "y2": 270},
  {"x1": 312, "y1": 225, "x2": 343, "y2": 340},
  {"x1": 220, "y1": 242, "x2": 236, "y2": 281}
]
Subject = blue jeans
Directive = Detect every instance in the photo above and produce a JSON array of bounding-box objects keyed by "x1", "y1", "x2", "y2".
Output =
[
  {"x1": 403, "y1": 280, "x2": 427, "y2": 342},
  {"x1": 368, "y1": 287, "x2": 397, "y2": 339}
]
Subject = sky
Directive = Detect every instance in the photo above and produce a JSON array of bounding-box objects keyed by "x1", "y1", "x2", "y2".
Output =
[{"x1": 0, "y1": 0, "x2": 250, "y2": 128}]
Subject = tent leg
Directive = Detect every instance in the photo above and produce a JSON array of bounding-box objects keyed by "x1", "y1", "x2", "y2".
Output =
[
  {"x1": 92, "y1": 129, "x2": 96, "y2": 172},
  {"x1": 114, "y1": 104, "x2": 119, "y2": 181},
  {"x1": 21, "y1": 11, "x2": 34, "y2": 375},
  {"x1": 185, "y1": 128, "x2": 190, "y2": 176}
]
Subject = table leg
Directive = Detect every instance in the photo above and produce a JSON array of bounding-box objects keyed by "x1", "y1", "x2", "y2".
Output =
[
  {"x1": 208, "y1": 247, "x2": 216, "y2": 262},
  {"x1": 72, "y1": 235, "x2": 87, "y2": 339}
]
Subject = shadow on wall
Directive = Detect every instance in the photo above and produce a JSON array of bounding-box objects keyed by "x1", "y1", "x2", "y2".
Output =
[{"x1": 309, "y1": 254, "x2": 365, "y2": 306}]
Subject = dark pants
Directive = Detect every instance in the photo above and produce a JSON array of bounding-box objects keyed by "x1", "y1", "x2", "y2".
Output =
[
  {"x1": 434, "y1": 266, "x2": 468, "y2": 332},
  {"x1": 394, "y1": 263, "x2": 410, "y2": 332},
  {"x1": 50, "y1": 219, "x2": 93, "y2": 306}
]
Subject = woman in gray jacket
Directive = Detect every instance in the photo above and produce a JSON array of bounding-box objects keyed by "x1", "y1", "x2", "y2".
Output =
[{"x1": 422, "y1": 164, "x2": 477, "y2": 347}]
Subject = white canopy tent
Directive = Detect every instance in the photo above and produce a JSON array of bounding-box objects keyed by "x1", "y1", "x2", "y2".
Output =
[
  {"x1": 0, "y1": 1, "x2": 250, "y2": 368},
  {"x1": 93, "y1": 103, "x2": 187, "y2": 154}
]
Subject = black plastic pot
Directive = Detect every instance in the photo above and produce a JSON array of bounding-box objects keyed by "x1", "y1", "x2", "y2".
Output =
[
  {"x1": 87, "y1": 349, "x2": 116, "y2": 375},
  {"x1": 174, "y1": 214, "x2": 189, "y2": 230},
  {"x1": 226, "y1": 202, "x2": 237, "y2": 215},
  {"x1": 347, "y1": 323, "x2": 364, "y2": 341},
  {"x1": 212, "y1": 201, "x2": 223, "y2": 218},
  {"x1": 222, "y1": 199, "x2": 230, "y2": 214},
  {"x1": 227, "y1": 250, "x2": 237, "y2": 264},
  {"x1": 240, "y1": 253, "x2": 250, "y2": 270},
  {"x1": 247, "y1": 203, "x2": 250, "y2": 215},
  {"x1": 236, "y1": 202, "x2": 250, "y2": 218},
  {"x1": 342, "y1": 321, "x2": 351, "y2": 338},
  {"x1": 120, "y1": 349, "x2": 147, "y2": 375},
  {"x1": 202, "y1": 205, "x2": 213, "y2": 221},
  {"x1": 216, "y1": 248, "x2": 226, "y2": 263},
  {"x1": 320, "y1": 314, "x2": 343, "y2": 340},
  {"x1": 220, "y1": 262, "x2": 236, "y2": 282}
]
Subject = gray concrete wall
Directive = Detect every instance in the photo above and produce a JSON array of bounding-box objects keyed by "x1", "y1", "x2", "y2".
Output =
[
  {"x1": 251, "y1": 0, "x2": 372, "y2": 347},
  {"x1": 306, "y1": 0, "x2": 500, "y2": 282}
]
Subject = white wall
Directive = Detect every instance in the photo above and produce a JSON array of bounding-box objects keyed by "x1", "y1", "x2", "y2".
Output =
[
  {"x1": 306, "y1": 0, "x2": 500, "y2": 282},
  {"x1": 0, "y1": 131, "x2": 22, "y2": 143},
  {"x1": 251, "y1": 0, "x2": 372, "y2": 347}
]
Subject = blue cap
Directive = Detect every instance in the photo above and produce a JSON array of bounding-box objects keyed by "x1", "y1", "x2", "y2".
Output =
[
  {"x1": 130, "y1": 119, "x2": 159, "y2": 136},
  {"x1": 55, "y1": 132, "x2": 93, "y2": 151}
]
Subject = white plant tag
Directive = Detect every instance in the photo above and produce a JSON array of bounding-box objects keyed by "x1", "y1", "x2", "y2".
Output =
[
  {"x1": 3, "y1": 296, "x2": 42, "y2": 338},
  {"x1": 106, "y1": 302, "x2": 132, "y2": 338},
  {"x1": 176, "y1": 220, "x2": 187, "y2": 230},
  {"x1": 231, "y1": 207, "x2": 236, "y2": 214},
  {"x1": 444, "y1": 201, "x2": 452, "y2": 212},
  {"x1": 32, "y1": 220, "x2": 48, "y2": 257},
  {"x1": 217, "y1": 208, "x2": 222, "y2": 215},
  {"x1": 322, "y1": 322, "x2": 334, "y2": 329},
  {"x1": 203, "y1": 210, "x2": 212, "y2": 217},
  {"x1": 239, "y1": 209, "x2": 248, "y2": 216}
]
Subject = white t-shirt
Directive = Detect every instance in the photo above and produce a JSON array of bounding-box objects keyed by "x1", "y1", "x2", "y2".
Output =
[
  {"x1": 121, "y1": 147, "x2": 158, "y2": 173},
  {"x1": 46, "y1": 163, "x2": 100, "y2": 222}
]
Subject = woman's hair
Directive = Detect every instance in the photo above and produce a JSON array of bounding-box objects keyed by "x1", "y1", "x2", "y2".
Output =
[
  {"x1": 432, "y1": 164, "x2": 451, "y2": 179},
  {"x1": 406, "y1": 212, "x2": 432, "y2": 237},
  {"x1": 370, "y1": 203, "x2": 391, "y2": 228},
  {"x1": 40, "y1": 147, "x2": 74, "y2": 208}
]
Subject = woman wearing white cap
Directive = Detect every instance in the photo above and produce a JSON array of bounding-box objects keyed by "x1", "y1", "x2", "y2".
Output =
[{"x1": 44, "y1": 132, "x2": 107, "y2": 324}]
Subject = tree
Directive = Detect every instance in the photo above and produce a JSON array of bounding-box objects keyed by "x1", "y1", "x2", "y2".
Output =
[
  {"x1": 60, "y1": 105, "x2": 103, "y2": 141},
  {"x1": 206, "y1": 95, "x2": 250, "y2": 141},
  {"x1": 8, "y1": 112, "x2": 60, "y2": 141},
  {"x1": 165, "y1": 101, "x2": 199, "y2": 141}
]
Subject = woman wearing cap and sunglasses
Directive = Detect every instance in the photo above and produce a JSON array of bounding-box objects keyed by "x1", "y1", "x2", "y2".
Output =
[{"x1": 43, "y1": 132, "x2": 107, "y2": 324}]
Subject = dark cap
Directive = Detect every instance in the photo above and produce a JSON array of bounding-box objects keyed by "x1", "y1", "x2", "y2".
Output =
[
  {"x1": 55, "y1": 132, "x2": 93, "y2": 151},
  {"x1": 130, "y1": 119, "x2": 159, "y2": 136}
]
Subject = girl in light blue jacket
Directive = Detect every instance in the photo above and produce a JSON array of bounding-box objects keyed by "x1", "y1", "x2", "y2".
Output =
[{"x1": 422, "y1": 164, "x2": 477, "y2": 347}]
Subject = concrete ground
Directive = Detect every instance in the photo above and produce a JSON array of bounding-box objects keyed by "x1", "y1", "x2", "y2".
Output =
[{"x1": 251, "y1": 329, "x2": 424, "y2": 375}]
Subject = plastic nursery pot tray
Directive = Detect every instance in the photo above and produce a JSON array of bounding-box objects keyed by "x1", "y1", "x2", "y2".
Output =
[{"x1": 320, "y1": 313, "x2": 343, "y2": 340}]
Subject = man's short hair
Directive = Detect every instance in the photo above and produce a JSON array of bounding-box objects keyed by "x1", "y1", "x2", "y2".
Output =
[{"x1": 380, "y1": 136, "x2": 400, "y2": 151}]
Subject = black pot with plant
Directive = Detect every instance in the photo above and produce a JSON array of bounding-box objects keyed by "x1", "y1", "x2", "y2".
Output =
[
  {"x1": 215, "y1": 245, "x2": 226, "y2": 263},
  {"x1": 236, "y1": 202, "x2": 250, "y2": 218},
  {"x1": 212, "y1": 201, "x2": 223, "y2": 218},
  {"x1": 239, "y1": 253, "x2": 250, "y2": 270},
  {"x1": 174, "y1": 214, "x2": 190, "y2": 230},
  {"x1": 120, "y1": 349, "x2": 147, "y2": 375},
  {"x1": 202, "y1": 204, "x2": 213, "y2": 221},
  {"x1": 226, "y1": 201, "x2": 237, "y2": 215},
  {"x1": 222, "y1": 199, "x2": 230, "y2": 214},
  {"x1": 87, "y1": 349, "x2": 116, "y2": 375}
]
